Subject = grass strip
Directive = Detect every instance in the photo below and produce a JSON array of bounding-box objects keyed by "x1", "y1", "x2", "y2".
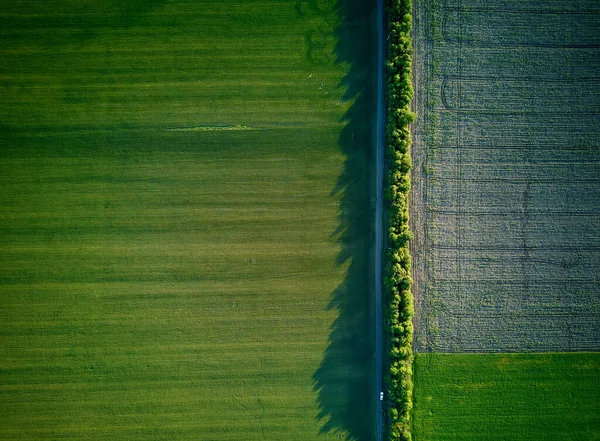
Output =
[
  {"x1": 413, "y1": 353, "x2": 600, "y2": 440},
  {"x1": 383, "y1": 0, "x2": 415, "y2": 440}
]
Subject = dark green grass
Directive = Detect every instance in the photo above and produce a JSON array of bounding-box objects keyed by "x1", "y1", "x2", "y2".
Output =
[
  {"x1": 0, "y1": 0, "x2": 376, "y2": 439},
  {"x1": 413, "y1": 353, "x2": 600, "y2": 441}
]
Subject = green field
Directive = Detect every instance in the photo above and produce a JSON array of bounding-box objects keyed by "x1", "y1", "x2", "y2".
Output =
[
  {"x1": 0, "y1": 1, "x2": 377, "y2": 439},
  {"x1": 413, "y1": 353, "x2": 600, "y2": 441}
]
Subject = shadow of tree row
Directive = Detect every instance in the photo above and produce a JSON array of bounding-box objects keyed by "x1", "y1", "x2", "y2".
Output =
[{"x1": 313, "y1": 0, "x2": 379, "y2": 440}]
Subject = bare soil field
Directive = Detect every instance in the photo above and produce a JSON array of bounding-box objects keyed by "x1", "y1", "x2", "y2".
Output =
[{"x1": 411, "y1": 0, "x2": 600, "y2": 352}]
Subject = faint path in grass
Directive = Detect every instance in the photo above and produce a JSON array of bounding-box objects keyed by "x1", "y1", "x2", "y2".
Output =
[
  {"x1": 165, "y1": 125, "x2": 260, "y2": 132},
  {"x1": 312, "y1": 0, "x2": 379, "y2": 440}
]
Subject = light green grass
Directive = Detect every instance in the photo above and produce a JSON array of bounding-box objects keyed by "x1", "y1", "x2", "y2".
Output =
[
  {"x1": 0, "y1": 1, "x2": 375, "y2": 439},
  {"x1": 413, "y1": 353, "x2": 600, "y2": 441}
]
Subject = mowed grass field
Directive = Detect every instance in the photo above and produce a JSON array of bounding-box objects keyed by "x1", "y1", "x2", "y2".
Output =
[
  {"x1": 1, "y1": 0, "x2": 345, "y2": 129},
  {"x1": 413, "y1": 353, "x2": 600, "y2": 441},
  {"x1": 0, "y1": 1, "x2": 376, "y2": 439}
]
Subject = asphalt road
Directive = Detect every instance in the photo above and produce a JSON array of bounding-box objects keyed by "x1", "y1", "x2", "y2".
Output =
[{"x1": 375, "y1": 0, "x2": 385, "y2": 439}]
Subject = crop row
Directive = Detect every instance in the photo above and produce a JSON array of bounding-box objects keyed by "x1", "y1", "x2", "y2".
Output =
[{"x1": 384, "y1": 1, "x2": 415, "y2": 440}]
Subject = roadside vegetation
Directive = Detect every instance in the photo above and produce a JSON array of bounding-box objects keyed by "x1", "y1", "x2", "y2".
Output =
[{"x1": 383, "y1": 0, "x2": 415, "y2": 440}]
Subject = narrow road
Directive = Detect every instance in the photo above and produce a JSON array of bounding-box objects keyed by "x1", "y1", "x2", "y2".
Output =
[{"x1": 375, "y1": 0, "x2": 385, "y2": 440}]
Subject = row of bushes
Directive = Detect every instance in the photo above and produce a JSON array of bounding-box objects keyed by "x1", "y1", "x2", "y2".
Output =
[{"x1": 383, "y1": 1, "x2": 415, "y2": 441}]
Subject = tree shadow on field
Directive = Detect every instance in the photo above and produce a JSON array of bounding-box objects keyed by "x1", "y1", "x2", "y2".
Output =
[{"x1": 312, "y1": 0, "x2": 378, "y2": 440}]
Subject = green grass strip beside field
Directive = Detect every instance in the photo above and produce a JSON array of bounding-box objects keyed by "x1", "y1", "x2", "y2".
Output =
[
  {"x1": 383, "y1": 1, "x2": 415, "y2": 440},
  {"x1": 413, "y1": 353, "x2": 600, "y2": 441}
]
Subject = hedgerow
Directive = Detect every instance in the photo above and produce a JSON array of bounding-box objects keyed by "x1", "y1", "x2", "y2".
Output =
[{"x1": 384, "y1": 1, "x2": 415, "y2": 440}]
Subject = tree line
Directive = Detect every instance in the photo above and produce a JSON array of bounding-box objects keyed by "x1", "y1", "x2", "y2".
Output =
[{"x1": 384, "y1": 1, "x2": 415, "y2": 440}]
